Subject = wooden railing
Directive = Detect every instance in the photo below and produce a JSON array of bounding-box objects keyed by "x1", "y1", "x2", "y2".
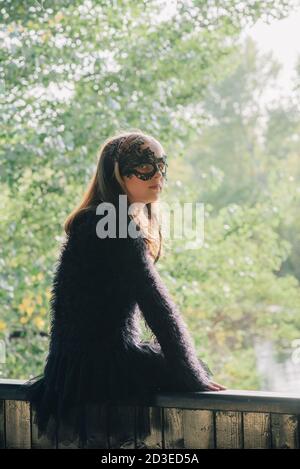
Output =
[{"x1": 0, "y1": 379, "x2": 299, "y2": 449}]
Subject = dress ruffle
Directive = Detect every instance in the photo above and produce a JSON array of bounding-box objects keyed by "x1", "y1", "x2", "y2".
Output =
[{"x1": 23, "y1": 339, "x2": 204, "y2": 447}]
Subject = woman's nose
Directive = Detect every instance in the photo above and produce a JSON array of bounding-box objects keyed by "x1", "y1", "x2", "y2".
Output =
[{"x1": 154, "y1": 167, "x2": 163, "y2": 178}]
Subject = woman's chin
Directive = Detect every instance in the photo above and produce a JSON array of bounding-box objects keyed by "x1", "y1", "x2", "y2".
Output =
[{"x1": 148, "y1": 193, "x2": 160, "y2": 203}]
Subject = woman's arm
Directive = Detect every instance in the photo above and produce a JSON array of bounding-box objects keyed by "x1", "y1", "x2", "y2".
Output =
[{"x1": 118, "y1": 232, "x2": 213, "y2": 392}]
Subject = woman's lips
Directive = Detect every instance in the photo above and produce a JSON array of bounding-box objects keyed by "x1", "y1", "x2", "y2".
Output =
[{"x1": 149, "y1": 184, "x2": 161, "y2": 190}]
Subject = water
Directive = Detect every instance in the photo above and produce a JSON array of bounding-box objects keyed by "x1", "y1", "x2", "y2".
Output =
[{"x1": 254, "y1": 338, "x2": 300, "y2": 394}]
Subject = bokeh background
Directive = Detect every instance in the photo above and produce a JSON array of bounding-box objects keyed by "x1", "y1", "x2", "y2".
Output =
[{"x1": 1, "y1": 0, "x2": 300, "y2": 392}]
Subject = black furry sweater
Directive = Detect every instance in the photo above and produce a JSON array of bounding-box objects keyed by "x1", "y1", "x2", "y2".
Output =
[{"x1": 23, "y1": 207, "x2": 213, "y2": 446}]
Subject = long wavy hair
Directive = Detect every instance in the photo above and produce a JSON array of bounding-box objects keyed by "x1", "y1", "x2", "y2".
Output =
[{"x1": 64, "y1": 129, "x2": 165, "y2": 263}]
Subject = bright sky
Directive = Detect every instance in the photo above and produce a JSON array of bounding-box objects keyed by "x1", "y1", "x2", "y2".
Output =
[
  {"x1": 242, "y1": 8, "x2": 300, "y2": 95},
  {"x1": 158, "y1": 2, "x2": 300, "y2": 104}
]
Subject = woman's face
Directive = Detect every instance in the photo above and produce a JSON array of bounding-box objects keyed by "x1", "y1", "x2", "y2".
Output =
[{"x1": 122, "y1": 139, "x2": 166, "y2": 205}]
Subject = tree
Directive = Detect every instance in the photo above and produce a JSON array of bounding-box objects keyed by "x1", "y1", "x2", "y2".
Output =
[{"x1": 0, "y1": 1, "x2": 298, "y2": 385}]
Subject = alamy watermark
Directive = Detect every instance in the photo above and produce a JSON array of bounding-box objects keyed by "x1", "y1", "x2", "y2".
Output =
[{"x1": 95, "y1": 195, "x2": 204, "y2": 250}]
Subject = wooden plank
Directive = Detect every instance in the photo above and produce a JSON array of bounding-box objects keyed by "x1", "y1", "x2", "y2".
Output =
[
  {"x1": 1, "y1": 380, "x2": 300, "y2": 414},
  {"x1": 31, "y1": 406, "x2": 57, "y2": 449},
  {"x1": 271, "y1": 413, "x2": 299, "y2": 449},
  {"x1": 163, "y1": 408, "x2": 184, "y2": 449},
  {"x1": 183, "y1": 409, "x2": 215, "y2": 449},
  {"x1": 5, "y1": 400, "x2": 31, "y2": 449},
  {"x1": 107, "y1": 405, "x2": 135, "y2": 449},
  {"x1": 215, "y1": 411, "x2": 243, "y2": 448},
  {"x1": 1, "y1": 380, "x2": 300, "y2": 450},
  {"x1": 152, "y1": 391, "x2": 300, "y2": 415},
  {"x1": 0, "y1": 379, "x2": 28, "y2": 400},
  {"x1": 0, "y1": 400, "x2": 5, "y2": 448},
  {"x1": 243, "y1": 412, "x2": 271, "y2": 448},
  {"x1": 32, "y1": 401, "x2": 109, "y2": 449},
  {"x1": 135, "y1": 406, "x2": 163, "y2": 449}
]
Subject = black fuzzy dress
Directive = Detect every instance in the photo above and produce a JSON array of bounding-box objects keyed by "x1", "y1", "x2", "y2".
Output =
[{"x1": 23, "y1": 207, "x2": 213, "y2": 446}]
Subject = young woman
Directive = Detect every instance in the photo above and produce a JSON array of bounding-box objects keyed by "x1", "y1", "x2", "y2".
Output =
[{"x1": 23, "y1": 130, "x2": 226, "y2": 447}]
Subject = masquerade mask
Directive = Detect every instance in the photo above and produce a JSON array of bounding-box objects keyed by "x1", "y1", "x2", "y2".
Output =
[{"x1": 114, "y1": 136, "x2": 168, "y2": 181}]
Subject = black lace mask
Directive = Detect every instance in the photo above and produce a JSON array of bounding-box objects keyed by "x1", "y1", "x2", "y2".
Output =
[{"x1": 114, "y1": 136, "x2": 168, "y2": 181}]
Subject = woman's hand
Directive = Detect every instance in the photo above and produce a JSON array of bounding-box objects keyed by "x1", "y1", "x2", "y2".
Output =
[{"x1": 203, "y1": 380, "x2": 227, "y2": 391}]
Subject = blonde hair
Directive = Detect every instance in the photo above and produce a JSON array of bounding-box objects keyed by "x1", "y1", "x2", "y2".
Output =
[{"x1": 64, "y1": 129, "x2": 165, "y2": 263}]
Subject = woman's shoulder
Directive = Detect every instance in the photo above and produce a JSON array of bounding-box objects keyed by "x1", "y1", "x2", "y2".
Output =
[
  {"x1": 70, "y1": 206, "x2": 147, "y2": 254},
  {"x1": 70, "y1": 207, "x2": 95, "y2": 230}
]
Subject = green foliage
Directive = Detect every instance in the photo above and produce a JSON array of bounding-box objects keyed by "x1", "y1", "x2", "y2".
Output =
[{"x1": 1, "y1": 1, "x2": 299, "y2": 390}]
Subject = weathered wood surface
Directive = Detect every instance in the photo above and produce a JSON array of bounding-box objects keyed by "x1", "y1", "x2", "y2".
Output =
[{"x1": 0, "y1": 379, "x2": 299, "y2": 449}]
